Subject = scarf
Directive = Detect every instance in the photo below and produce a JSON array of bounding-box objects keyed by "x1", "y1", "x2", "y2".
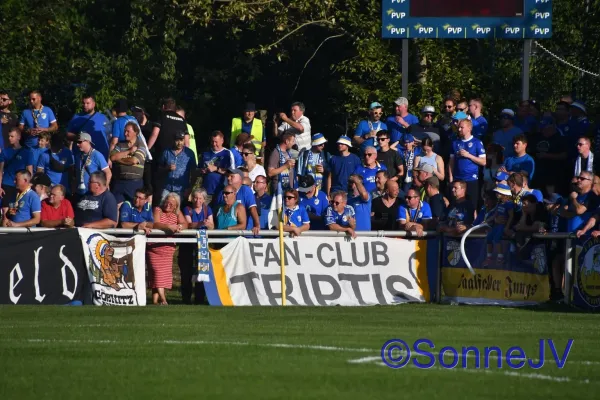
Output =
[
  {"x1": 306, "y1": 151, "x2": 323, "y2": 190},
  {"x1": 575, "y1": 152, "x2": 594, "y2": 177},
  {"x1": 196, "y1": 228, "x2": 212, "y2": 282},
  {"x1": 284, "y1": 205, "x2": 298, "y2": 226},
  {"x1": 403, "y1": 149, "x2": 415, "y2": 182},
  {"x1": 277, "y1": 144, "x2": 292, "y2": 190}
]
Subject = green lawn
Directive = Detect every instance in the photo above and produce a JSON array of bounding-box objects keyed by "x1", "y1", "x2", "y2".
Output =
[{"x1": 0, "y1": 305, "x2": 597, "y2": 400}]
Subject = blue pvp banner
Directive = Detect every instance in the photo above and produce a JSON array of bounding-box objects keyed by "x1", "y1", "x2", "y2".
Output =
[
  {"x1": 441, "y1": 237, "x2": 550, "y2": 305},
  {"x1": 573, "y1": 237, "x2": 600, "y2": 311}
]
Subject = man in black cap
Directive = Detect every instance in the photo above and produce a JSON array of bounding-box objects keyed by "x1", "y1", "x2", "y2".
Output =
[
  {"x1": 31, "y1": 172, "x2": 52, "y2": 202},
  {"x1": 110, "y1": 98, "x2": 139, "y2": 154},
  {"x1": 0, "y1": 90, "x2": 18, "y2": 151},
  {"x1": 230, "y1": 102, "x2": 265, "y2": 158}
]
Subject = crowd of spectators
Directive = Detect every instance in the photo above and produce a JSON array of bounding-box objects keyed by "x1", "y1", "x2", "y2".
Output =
[{"x1": 0, "y1": 90, "x2": 598, "y2": 304}]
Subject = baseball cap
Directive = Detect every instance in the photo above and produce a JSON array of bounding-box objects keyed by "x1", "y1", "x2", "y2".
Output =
[
  {"x1": 130, "y1": 105, "x2": 149, "y2": 117},
  {"x1": 413, "y1": 162, "x2": 434, "y2": 174},
  {"x1": 311, "y1": 133, "x2": 327, "y2": 146},
  {"x1": 494, "y1": 171, "x2": 509, "y2": 181},
  {"x1": 78, "y1": 132, "x2": 94, "y2": 145},
  {"x1": 337, "y1": 135, "x2": 352, "y2": 147},
  {"x1": 369, "y1": 102, "x2": 383, "y2": 110},
  {"x1": 494, "y1": 184, "x2": 512, "y2": 196},
  {"x1": 421, "y1": 105, "x2": 436, "y2": 114},
  {"x1": 394, "y1": 97, "x2": 408, "y2": 106},
  {"x1": 452, "y1": 111, "x2": 468, "y2": 121},
  {"x1": 226, "y1": 168, "x2": 244, "y2": 179},
  {"x1": 297, "y1": 175, "x2": 316, "y2": 192},
  {"x1": 571, "y1": 101, "x2": 587, "y2": 114},
  {"x1": 403, "y1": 134, "x2": 415, "y2": 143},
  {"x1": 31, "y1": 173, "x2": 52, "y2": 188},
  {"x1": 174, "y1": 131, "x2": 186, "y2": 140},
  {"x1": 500, "y1": 109, "x2": 515, "y2": 118},
  {"x1": 243, "y1": 102, "x2": 257, "y2": 112}
]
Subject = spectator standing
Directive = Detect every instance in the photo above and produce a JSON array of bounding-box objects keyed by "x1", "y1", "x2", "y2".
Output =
[
  {"x1": 176, "y1": 106, "x2": 198, "y2": 163},
  {"x1": 147, "y1": 97, "x2": 188, "y2": 158},
  {"x1": 492, "y1": 109, "x2": 523, "y2": 158},
  {"x1": 119, "y1": 188, "x2": 154, "y2": 233},
  {"x1": 110, "y1": 99, "x2": 139, "y2": 153},
  {"x1": 414, "y1": 137, "x2": 445, "y2": 181},
  {"x1": 439, "y1": 180, "x2": 475, "y2": 236},
  {"x1": 372, "y1": 170, "x2": 389, "y2": 199},
  {"x1": 40, "y1": 184, "x2": 75, "y2": 228},
  {"x1": 231, "y1": 102, "x2": 265, "y2": 158},
  {"x1": 0, "y1": 91, "x2": 19, "y2": 150},
  {"x1": 199, "y1": 130, "x2": 234, "y2": 203},
  {"x1": 354, "y1": 102, "x2": 387, "y2": 154},
  {"x1": 347, "y1": 174, "x2": 372, "y2": 231},
  {"x1": 386, "y1": 97, "x2": 419, "y2": 149},
  {"x1": 216, "y1": 185, "x2": 246, "y2": 230},
  {"x1": 468, "y1": 98, "x2": 488, "y2": 141},
  {"x1": 131, "y1": 105, "x2": 155, "y2": 196},
  {"x1": 325, "y1": 191, "x2": 356, "y2": 238},
  {"x1": 371, "y1": 180, "x2": 402, "y2": 230},
  {"x1": 110, "y1": 122, "x2": 147, "y2": 205},
  {"x1": 483, "y1": 184, "x2": 515, "y2": 267},
  {"x1": 267, "y1": 132, "x2": 296, "y2": 192},
  {"x1": 231, "y1": 132, "x2": 250, "y2": 168},
  {"x1": 531, "y1": 117, "x2": 568, "y2": 191},
  {"x1": 298, "y1": 174, "x2": 328, "y2": 230},
  {"x1": 554, "y1": 171, "x2": 597, "y2": 233},
  {"x1": 0, "y1": 128, "x2": 33, "y2": 209},
  {"x1": 424, "y1": 176, "x2": 446, "y2": 222},
  {"x1": 296, "y1": 133, "x2": 330, "y2": 192},
  {"x1": 282, "y1": 188, "x2": 310, "y2": 237},
  {"x1": 242, "y1": 144, "x2": 266, "y2": 182},
  {"x1": 515, "y1": 100, "x2": 538, "y2": 134},
  {"x1": 37, "y1": 133, "x2": 73, "y2": 192},
  {"x1": 400, "y1": 134, "x2": 421, "y2": 193},
  {"x1": 274, "y1": 102, "x2": 311, "y2": 151},
  {"x1": 375, "y1": 130, "x2": 404, "y2": 183},
  {"x1": 449, "y1": 119, "x2": 486, "y2": 206},
  {"x1": 353, "y1": 147, "x2": 387, "y2": 196},
  {"x1": 574, "y1": 137, "x2": 594, "y2": 177},
  {"x1": 67, "y1": 94, "x2": 109, "y2": 160},
  {"x1": 412, "y1": 162, "x2": 434, "y2": 200},
  {"x1": 253, "y1": 175, "x2": 272, "y2": 229},
  {"x1": 555, "y1": 101, "x2": 572, "y2": 137},
  {"x1": 569, "y1": 102, "x2": 591, "y2": 142},
  {"x1": 147, "y1": 192, "x2": 187, "y2": 305},
  {"x1": 397, "y1": 187, "x2": 432, "y2": 237},
  {"x1": 1, "y1": 170, "x2": 41, "y2": 227},
  {"x1": 411, "y1": 105, "x2": 441, "y2": 152},
  {"x1": 74, "y1": 171, "x2": 118, "y2": 228},
  {"x1": 327, "y1": 135, "x2": 361, "y2": 195},
  {"x1": 32, "y1": 131, "x2": 51, "y2": 173},
  {"x1": 74, "y1": 133, "x2": 112, "y2": 197},
  {"x1": 19, "y1": 90, "x2": 58, "y2": 149},
  {"x1": 502, "y1": 134, "x2": 535, "y2": 180}
]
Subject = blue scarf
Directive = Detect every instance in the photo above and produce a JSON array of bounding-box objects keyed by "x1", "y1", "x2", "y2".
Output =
[
  {"x1": 306, "y1": 151, "x2": 323, "y2": 190},
  {"x1": 277, "y1": 144, "x2": 292, "y2": 190},
  {"x1": 196, "y1": 228, "x2": 212, "y2": 282}
]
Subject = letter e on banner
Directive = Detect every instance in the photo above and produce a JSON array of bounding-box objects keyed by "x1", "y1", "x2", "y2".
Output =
[{"x1": 10, "y1": 264, "x2": 24, "y2": 304}]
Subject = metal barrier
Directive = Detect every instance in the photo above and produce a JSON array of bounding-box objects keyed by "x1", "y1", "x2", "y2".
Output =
[{"x1": 0, "y1": 228, "x2": 576, "y2": 305}]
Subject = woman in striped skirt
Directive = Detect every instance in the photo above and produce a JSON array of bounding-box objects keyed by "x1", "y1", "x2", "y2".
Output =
[{"x1": 147, "y1": 192, "x2": 188, "y2": 305}]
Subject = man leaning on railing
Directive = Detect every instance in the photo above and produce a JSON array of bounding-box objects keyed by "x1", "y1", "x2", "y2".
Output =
[{"x1": 2, "y1": 169, "x2": 40, "y2": 228}]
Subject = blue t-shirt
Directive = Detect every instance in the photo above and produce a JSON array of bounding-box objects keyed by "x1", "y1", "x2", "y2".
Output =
[
  {"x1": 527, "y1": 189, "x2": 544, "y2": 203},
  {"x1": 300, "y1": 190, "x2": 329, "y2": 230},
  {"x1": 256, "y1": 193, "x2": 273, "y2": 229},
  {"x1": 494, "y1": 201, "x2": 514, "y2": 220},
  {"x1": 386, "y1": 114, "x2": 419, "y2": 144},
  {"x1": 472, "y1": 116, "x2": 489, "y2": 140},
  {"x1": 328, "y1": 153, "x2": 362, "y2": 193},
  {"x1": 31, "y1": 147, "x2": 48, "y2": 171},
  {"x1": 160, "y1": 147, "x2": 197, "y2": 193},
  {"x1": 492, "y1": 127, "x2": 523, "y2": 158},
  {"x1": 183, "y1": 205, "x2": 213, "y2": 225},
  {"x1": 284, "y1": 205, "x2": 310, "y2": 227},
  {"x1": 75, "y1": 190, "x2": 118, "y2": 226},
  {"x1": 504, "y1": 154, "x2": 535, "y2": 180},
  {"x1": 451, "y1": 136, "x2": 486, "y2": 182},
  {"x1": 397, "y1": 201, "x2": 433, "y2": 223},
  {"x1": 566, "y1": 192, "x2": 598, "y2": 233},
  {"x1": 37, "y1": 148, "x2": 74, "y2": 189},
  {"x1": 75, "y1": 150, "x2": 109, "y2": 195},
  {"x1": 9, "y1": 189, "x2": 41, "y2": 223},
  {"x1": 325, "y1": 205, "x2": 355, "y2": 228},
  {"x1": 67, "y1": 112, "x2": 110, "y2": 161},
  {"x1": 353, "y1": 163, "x2": 387, "y2": 195},
  {"x1": 473, "y1": 205, "x2": 494, "y2": 226},
  {"x1": 200, "y1": 148, "x2": 234, "y2": 195},
  {"x1": 0, "y1": 148, "x2": 33, "y2": 188},
  {"x1": 348, "y1": 193, "x2": 372, "y2": 231},
  {"x1": 354, "y1": 120, "x2": 388, "y2": 154},
  {"x1": 111, "y1": 115, "x2": 139, "y2": 142},
  {"x1": 19, "y1": 106, "x2": 57, "y2": 148},
  {"x1": 119, "y1": 201, "x2": 154, "y2": 224},
  {"x1": 230, "y1": 147, "x2": 243, "y2": 168}
]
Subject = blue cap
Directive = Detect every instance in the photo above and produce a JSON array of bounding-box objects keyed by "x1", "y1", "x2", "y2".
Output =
[
  {"x1": 403, "y1": 134, "x2": 414, "y2": 143},
  {"x1": 337, "y1": 135, "x2": 352, "y2": 147},
  {"x1": 311, "y1": 133, "x2": 327, "y2": 146},
  {"x1": 369, "y1": 102, "x2": 383, "y2": 110},
  {"x1": 495, "y1": 171, "x2": 509, "y2": 181},
  {"x1": 494, "y1": 184, "x2": 512, "y2": 196},
  {"x1": 452, "y1": 111, "x2": 468, "y2": 121}
]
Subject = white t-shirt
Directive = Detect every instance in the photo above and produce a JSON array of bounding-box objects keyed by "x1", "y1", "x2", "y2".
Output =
[
  {"x1": 248, "y1": 165, "x2": 266, "y2": 182},
  {"x1": 278, "y1": 115, "x2": 311, "y2": 151}
]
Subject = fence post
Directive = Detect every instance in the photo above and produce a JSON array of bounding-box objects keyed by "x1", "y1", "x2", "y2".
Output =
[
  {"x1": 563, "y1": 237, "x2": 573, "y2": 305},
  {"x1": 436, "y1": 234, "x2": 443, "y2": 304}
]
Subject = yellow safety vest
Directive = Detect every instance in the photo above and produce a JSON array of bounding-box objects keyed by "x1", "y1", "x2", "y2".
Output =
[
  {"x1": 187, "y1": 123, "x2": 198, "y2": 163},
  {"x1": 231, "y1": 117, "x2": 264, "y2": 155}
]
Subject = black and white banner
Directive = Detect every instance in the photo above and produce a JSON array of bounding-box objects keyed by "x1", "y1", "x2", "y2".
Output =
[{"x1": 0, "y1": 229, "x2": 86, "y2": 305}]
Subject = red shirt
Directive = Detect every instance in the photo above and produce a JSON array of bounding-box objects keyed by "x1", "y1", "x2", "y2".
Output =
[{"x1": 41, "y1": 199, "x2": 75, "y2": 222}]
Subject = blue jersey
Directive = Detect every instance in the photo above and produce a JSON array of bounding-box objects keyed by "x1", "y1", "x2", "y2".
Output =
[
  {"x1": 19, "y1": 106, "x2": 57, "y2": 148},
  {"x1": 386, "y1": 114, "x2": 419, "y2": 145},
  {"x1": 31, "y1": 147, "x2": 48, "y2": 171},
  {"x1": 354, "y1": 120, "x2": 387, "y2": 154},
  {"x1": 472, "y1": 116, "x2": 488, "y2": 140},
  {"x1": 325, "y1": 205, "x2": 355, "y2": 228},
  {"x1": 256, "y1": 193, "x2": 273, "y2": 229},
  {"x1": 494, "y1": 201, "x2": 514, "y2": 221},
  {"x1": 283, "y1": 205, "x2": 310, "y2": 227},
  {"x1": 160, "y1": 147, "x2": 197, "y2": 193},
  {"x1": 200, "y1": 148, "x2": 234, "y2": 195},
  {"x1": 328, "y1": 153, "x2": 362, "y2": 193},
  {"x1": 230, "y1": 147, "x2": 243, "y2": 168},
  {"x1": 300, "y1": 190, "x2": 329, "y2": 230},
  {"x1": 111, "y1": 115, "x2": 139, "y2": 142},
  {"x1": 353, "y1": 163, "x2": 387, "y2": 195},
  {"x1": 397, "y1": 201, "x2": 432, "y2": 223},
  {"x1": 504, "y1": 154, "x2": 536, "y2": 180},
  {"x1": 75, "y1": 149, "x2": 109, "y2": 195},
  {"x1": 9, "y1": 189, "x2": 41, "y2": 224},
  {"x1": 183, "y1": 205, "x2": 212, "y2": 225},
  {"x1": 67, "y1": 112, "x2": 110, "y2": 161},
  {"x1": 492, "y1": 127, "x2": 523, "y2": 158},
  {"x1": 119, "y1": 201, "x2": 154, "y2": 224},
  {"x1": 37, "y1": 148, "x2": 74, "y2": 190},
  {"x1": 451, "y1": 136, "x2": 486, "y2": 182},
  {"x1": 0, "y1": 148, "x2": 33, "y2": 188},
  {"x1": 348, "y1": 193, "x2": 372, "y2": 231},
  {"x1": 566, "y1": 192, "x2": 598, "y2": 233}
]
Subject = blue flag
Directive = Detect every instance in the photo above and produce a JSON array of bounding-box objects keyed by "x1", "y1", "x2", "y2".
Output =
[{"x1": 196, "y1": 228, "x2": 212, "y2": 282}]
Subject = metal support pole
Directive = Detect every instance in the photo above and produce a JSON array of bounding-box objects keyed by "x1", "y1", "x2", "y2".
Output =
[
  {"x1": 436, "y1": 236, "x2": 443, "y2": 304},
  {"x1": 564, "y1": 238, "x2": 573, "y2": 305},
  {"x1": 522, "y1": 39, "x2": 532, "y2": 100},
  {"x1": 402, "y1": 39, "x2": 409, "y2": 98}
]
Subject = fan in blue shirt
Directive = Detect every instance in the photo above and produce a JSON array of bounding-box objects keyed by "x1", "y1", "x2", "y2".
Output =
[
  {"x1": 397, "y1": 188, "x2": 432, "y2": 236},
  {"x1": 0, "y1": 144, "x2": 33, "y2": 189},
  {"x1": 347, "y1": 174, "x2": 372, "y2": 231},
  {"x1": 450, "y1": 124, "x2": 486, "y2": 183},
  {"x1": 386, "y1": 97, "x2": 419, "y2": 147},
  {"x1": 119, "y1": 189, "x2": 154, "y2": 233},
  {"x1": 354, "y1": 102, "x2": 388, "y2": 154},
  {"x1": 327, "y1": 136, "x2": 361, "y2": 193},
  {"x1": 353, "y1": 150, "x2": 387, "y2": 196},
  {"x1": 37, "y1": 134, "x2": 74, "y2": 192},
  {"x1": 200, "y1": 145, "x2": 234, "y2": 195},
  {"x1": 5, "y1": 172, "x2": 41, "y2": 227},
  {"x1": 19, "y1": 92, "x2": 58, "y2": 148},
  {"x1": 502, "y1": 133, "x2": 535, "y2": 180},
  {"x1": 325, "y1": 191, "x2": 356, "y2": 237}
]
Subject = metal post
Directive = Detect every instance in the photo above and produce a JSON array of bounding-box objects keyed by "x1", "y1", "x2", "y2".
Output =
[
  {"x1": 522, "y1": 39, "x2": 532, "y2": 100},
  {"x1": 402, "y1": 39, "x2": 409, "y2": 98},
  {"x1": 564, "y1": 238, "x2": 573, "y2": 305},
  {"x1": 436, "y1": 236, "x2": 443, "y2": 304}
]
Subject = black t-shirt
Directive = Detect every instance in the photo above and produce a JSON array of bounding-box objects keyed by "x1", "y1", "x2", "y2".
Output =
[
  {"x1": 140, "y1": 120, "x2": 155, "y2": 142},
  {"x1": 443, "y1": 198, "x2": 475, "y2": 227},
  {"x1": 376, "y1": 149, "x2": 403, "y2": 178},
  {"x1": 531, "y1": 133, "x2": 568, "y2": 185},
  {"x1": 0, "y1": 111, "x2": 19, "y2": 148},
  {"x1": 155, "y1": 111, "x2": 188, "y2": 155},
  {"x1": 428, "y1": 192, "x2": 446, "y2": 218},
  {"x1": 371, "y1": 196, "x2": 403, "y2": 230}
]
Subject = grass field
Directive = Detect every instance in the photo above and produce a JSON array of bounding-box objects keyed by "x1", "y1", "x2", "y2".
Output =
[{"x1": 0, "y1": 305, "x2": 598, "y2": 400}]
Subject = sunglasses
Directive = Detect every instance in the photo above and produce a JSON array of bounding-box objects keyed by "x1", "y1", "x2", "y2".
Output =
[
  {"x1": 457, "y1": 108, "x2": 466, "y2": 112},
  {"x1": 405, "y1": 195, "x2": 418, "y2": 199},
  {"x1": 242, "y1": 152, "x2": 253, "y2": 156},
  {"x1": 377, "y1": 138, "x2": 389, "y2": 142},
  {"x1": 284, "y1": 196, "x2": 296, "y2": 200},
  {"x1": 223, "y1": 191, "x2": 235, "y2": 195},
  {"x1": 423, "y1": 113, "x2": 434, "y2": 117},
  {"x1": 332, "y1": 201, "x2": 342, "y2": 206},
  {"x1": 365, "y1": 153, "x2": 376, "y2": 157},
  {"x1": 577, "y1": 143, "x2": 587, "y2": 147},
  {"x1": 444, "y1": 105, "x2": 454, "y2": 109},
  {"x1": 577, "y1": 177, "x2": 591, "y2": 181},
  {"x1": 372, "y1": 112, "x2": 383, "y2": 116}
]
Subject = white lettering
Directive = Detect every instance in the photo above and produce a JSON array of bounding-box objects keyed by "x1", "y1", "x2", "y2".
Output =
[
  {"x1": 475, "y1": 27, "x2": 492, "y2": 34},
  {"x1": 391, "y1": 12, "x2": 406, "y2": 19},
  {"x1": 60, "y1": 245, "x2": 78, "y2": 300},
  {"x1": 505, "y1": 27, "x2": 521, "y2": 34},
  {"x1": 34, "y1": 246, "x2": 46, "y2": 303},
  {"x1": 418, "y1": 27, "x2": 434, "y2": 34},
  {"x1": 391, "y1": 28, "x2": 406, "y2": 35},
  {"x1": 534, "y1": 12, "x2": 551, "y2": 19},
  {"x1": 9, "y1": 264, "x2": 24, "y2": 304},
  {"x1": 534, "y1": 28, "x2": 550, "y2": 35}
]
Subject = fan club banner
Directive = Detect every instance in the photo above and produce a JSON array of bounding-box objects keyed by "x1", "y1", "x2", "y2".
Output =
[
  {"x1": 203, "y1": 237, "x2": 431, "y2": 306},
  {"x1": 441, "y1": 237, "x2": 550, "y2": 305},
  {"x1": 0, "y1": 229, "x2": 86, "y2": 305},
  {"x1": 573, "y1": 237, "x2": 600, "y2": 311},
  {"x1": 79, "y1": 229, "x2": 147, "y2": 306}
]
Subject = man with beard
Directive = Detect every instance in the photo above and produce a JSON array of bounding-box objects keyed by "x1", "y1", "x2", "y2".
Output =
[
  {"x1": 67, "y1": 94, "x2": 110, "y2": 160},
  {"x1": 0, "y1": 91, "x2": 18, "y2": 150},
  {"x1": 354, "y1": 102, "x2": 387, "y2": 155},
  {"x1": 386, "y1": 97, "x2": 418, "y2": 149},
  {"x1": 410, "y1": 106, "x2": 441, "y2": 153},
  {"x1": 20, "y1": 90, "x2": 58, "y2": 150}
]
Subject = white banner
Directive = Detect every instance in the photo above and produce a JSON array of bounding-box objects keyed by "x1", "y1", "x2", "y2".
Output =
[
  {"x1": 210, "y1": 237, "x2": 429, "y2": 306},
  {"x1": 78, "y1": 228, "x2": 147, "y2": 306}
]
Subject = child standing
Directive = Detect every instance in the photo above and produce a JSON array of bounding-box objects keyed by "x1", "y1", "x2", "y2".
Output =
[{"x1": 484, "y1": 184, "x2": 514, "y2": 266}]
